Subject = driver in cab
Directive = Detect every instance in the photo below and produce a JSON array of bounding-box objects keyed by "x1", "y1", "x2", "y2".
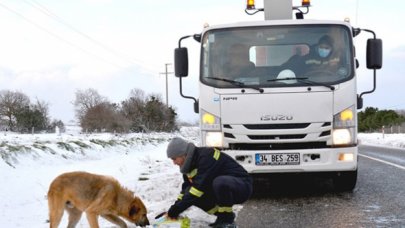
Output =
[
  {"x1": 282, "y1": 35, "x2": 343, "y2": 77},
  {"x1": 304, "y1": 35, "x2": 340, "y2": 71},
  {"x1": 226, "y1": 43, "x2": 255, "y2": 78}
]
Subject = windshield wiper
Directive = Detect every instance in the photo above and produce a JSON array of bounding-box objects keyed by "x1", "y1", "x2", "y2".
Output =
[
  {"x1": 206, "y1": 77, "x2": 264, "y2": 93},
  {"x1": 267, "y1": 77, "x2": 335, "y2": 90}
]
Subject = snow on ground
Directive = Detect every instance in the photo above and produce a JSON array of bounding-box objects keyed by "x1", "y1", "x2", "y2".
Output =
[
  {"x1": 359, "y1": 132, "x2": 405, "y2": 149},
  {"x1": 0, "y1": 126, "x2": 216, "y2": 228},
  {"x1": 0, "y1": 127, "x2": 404, "y2": 228}
]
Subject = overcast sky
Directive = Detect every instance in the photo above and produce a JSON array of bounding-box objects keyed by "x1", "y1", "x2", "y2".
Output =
[{"x1": 0, "y1": 0, "x2": 403, "y2": 124}]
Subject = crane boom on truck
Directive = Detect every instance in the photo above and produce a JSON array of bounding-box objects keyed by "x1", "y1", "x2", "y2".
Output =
[{"x1": 173, "y1": 0, "x2": 382, "y2": 191}]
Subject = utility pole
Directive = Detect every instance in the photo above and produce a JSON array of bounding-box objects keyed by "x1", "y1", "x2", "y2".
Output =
[{"x1": 160, "y1": 63, "x2": 173, "y2": 106}]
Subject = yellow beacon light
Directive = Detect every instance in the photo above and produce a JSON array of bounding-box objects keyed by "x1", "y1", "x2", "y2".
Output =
[
  {"x1": 246, "y1": 0, "x2": 255, "y2": 10},
  {"x1": 302, "y1": 0, "x2": 311, "y2": 6}
]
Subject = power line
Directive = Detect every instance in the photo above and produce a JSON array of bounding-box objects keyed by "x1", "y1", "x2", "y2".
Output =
[
  {"x1": 0, "y1": 2, "x2": 124, "y2": 69},
  {"x1": 22, "y1": 0, "x2": 150, "y2": 69}
]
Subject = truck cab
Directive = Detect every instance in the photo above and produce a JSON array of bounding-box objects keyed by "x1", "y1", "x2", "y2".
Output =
[{"x1": 174, "y1": 0, "x2": 382, "y2": 191}]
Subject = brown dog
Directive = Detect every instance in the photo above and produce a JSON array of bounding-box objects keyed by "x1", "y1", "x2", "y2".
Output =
[{"x1": 47, "y1": 171, "x2": 149, "y2": 228}]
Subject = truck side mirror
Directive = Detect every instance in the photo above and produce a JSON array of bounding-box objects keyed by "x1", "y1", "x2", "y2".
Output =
[
  {"x1": 366, "y1": 39, "x2": 382, "y2": 70},
  {"x1": 174, "y1": 48, "x2": 189, "y2": 77},
  {"x1": 357, "y1": 95, "x2": 363, "y2": 109}
]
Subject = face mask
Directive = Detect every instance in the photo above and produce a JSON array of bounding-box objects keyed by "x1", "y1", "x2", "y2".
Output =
[{"x1": 318, "y1": 48, "x2": 331, "y2": 58}]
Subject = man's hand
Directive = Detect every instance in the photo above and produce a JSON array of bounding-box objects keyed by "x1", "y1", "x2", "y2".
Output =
[{"x1": 165, "y1": 213, "x2": 178, "y2": 220}]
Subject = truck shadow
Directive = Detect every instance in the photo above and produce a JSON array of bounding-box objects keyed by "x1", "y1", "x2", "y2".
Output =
[{"x1": 251, "y1": 173, "x2": 347, "y2": 199}]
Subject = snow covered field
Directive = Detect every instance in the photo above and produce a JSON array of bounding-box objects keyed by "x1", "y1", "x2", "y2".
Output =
[
  {"x1": 358, "y1": 132, "x2": 405, "y2": 148},
  {"x1": 0, "y1": 127, "x2": 403, "y2": 227}
]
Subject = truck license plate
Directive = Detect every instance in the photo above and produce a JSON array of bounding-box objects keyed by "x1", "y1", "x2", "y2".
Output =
[{"x1": 255, "y1": 153, "x2": 300, "y2": 166}]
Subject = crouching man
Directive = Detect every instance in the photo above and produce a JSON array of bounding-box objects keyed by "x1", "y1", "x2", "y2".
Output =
[{"x1": 165, "y1": 137, "x2": 253, "y2": 228}]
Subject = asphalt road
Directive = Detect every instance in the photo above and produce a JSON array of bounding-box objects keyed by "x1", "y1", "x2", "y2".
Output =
[{"x1": 236, "y1": 145, "x2": 405, "y2": 227}]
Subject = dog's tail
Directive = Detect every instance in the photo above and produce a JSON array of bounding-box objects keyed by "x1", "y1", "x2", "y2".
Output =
[{"x1": 47, "y1": 189, "x2": 65, "y2": 228}]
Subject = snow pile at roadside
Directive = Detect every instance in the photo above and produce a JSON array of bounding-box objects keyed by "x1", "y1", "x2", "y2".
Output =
[
  {"x1": 0, "y1": 130, "x2": 169, "y2": 167},
  {"x1": 0, "y1": 126, "x2": 219, "y2": 228},
  {"x1": 358, "y1": 133, "x2": 405, "y2": 149}
]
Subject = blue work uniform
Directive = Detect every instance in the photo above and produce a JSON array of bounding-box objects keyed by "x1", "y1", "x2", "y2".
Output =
[{"x1": 167, "y1": 147, "x2": 253, "y2": 220}]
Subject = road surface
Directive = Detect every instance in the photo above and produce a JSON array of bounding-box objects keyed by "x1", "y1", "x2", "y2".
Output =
[{"x1": 236, "y1": 145, "x2": 405, "y2": 227}]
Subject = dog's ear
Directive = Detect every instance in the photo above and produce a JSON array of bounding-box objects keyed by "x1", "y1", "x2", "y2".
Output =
[{"x1": 129, "y1": 205, "x2": 138, "y2": 217}]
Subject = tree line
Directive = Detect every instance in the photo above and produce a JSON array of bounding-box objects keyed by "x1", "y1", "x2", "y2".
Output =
[
  {"x1": 358, "y1": 107, "x2": 405, "y2": 132},
  {"x1": 0, "y1": 88, "x2": 178, "y2": 133},
  {"x1": 3, "y1": 89, "x2": 402, "y2": 134},
  {"x1": 0, "y1": 90, "x2": 64, "y2": 133},
  {"x1": 73, "y1": 88, "x2": 177, "y2": 133}
]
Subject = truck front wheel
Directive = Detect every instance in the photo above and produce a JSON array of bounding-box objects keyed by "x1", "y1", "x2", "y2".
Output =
[{"x1": 332, "y1": 170, "x2": 357, "y2": 192}]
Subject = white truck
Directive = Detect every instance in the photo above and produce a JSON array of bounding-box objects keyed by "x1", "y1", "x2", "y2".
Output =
[{"x1": 174, "y1": 0, "x2": 382, "y2": 191}]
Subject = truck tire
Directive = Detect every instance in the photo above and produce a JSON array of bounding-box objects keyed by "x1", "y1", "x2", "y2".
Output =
[{"x1": 333, "y1": 170, "x2": 357, "y2": 192}]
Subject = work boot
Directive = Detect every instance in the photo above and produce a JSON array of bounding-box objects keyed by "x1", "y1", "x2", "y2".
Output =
[{"x1": 209, "y1": 212, "x2": 235, "y2": 227}]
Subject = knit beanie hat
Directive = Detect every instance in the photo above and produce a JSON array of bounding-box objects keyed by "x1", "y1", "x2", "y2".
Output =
[
  {"x1": 319, "y1": 35, "x2": 333, "y2": 46},
  {"x1": 166, "y1": 137, "x2": 195, "y2": 159}
]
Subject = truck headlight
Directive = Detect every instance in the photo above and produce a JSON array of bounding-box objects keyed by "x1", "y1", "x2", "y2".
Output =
[
  {"x1": 332, "y1": 106, "x2": 356, "y2": 145},
  {"x1": 201, "y1": 110, "x2": 223, "y2": 147},
  {"x1": 205, "y1": 132, "x2": 223, "y2": 147},
  {"x1": 332, "y1": 129, "x2": 352, "y2": 145}
]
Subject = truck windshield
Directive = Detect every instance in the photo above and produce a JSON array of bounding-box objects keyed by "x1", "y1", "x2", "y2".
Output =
[{"x1": 201, "y1": 25, "x2": 354, "y2": 88}]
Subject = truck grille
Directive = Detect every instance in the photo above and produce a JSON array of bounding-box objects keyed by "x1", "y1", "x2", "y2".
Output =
[
  {"x1": 244, "y1": 123, "x2": 310, "y2": 129},
  {"x1": 229, "y1": 142, "x2": 329, "y2": 150},
  {"x1": 247, "y1": 134, "x2": 306, "y2": 140},
  {"x1": 223, "y1": 122, "x2": 331, "y2": 150}
]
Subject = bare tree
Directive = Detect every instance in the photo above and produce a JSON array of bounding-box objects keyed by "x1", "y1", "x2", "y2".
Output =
[
  {"x1": 81, "y1": 102, "x2": 130, "y2": 132},
  {"x1": 0, "y1": 90, "x2": 30, "y2": 131},
  {"x1": 129, "y1": 88, "x2": 146, "y2": 101},
  {"x1": 73, "y1": 88, "x2": 106, "y2": 122},
  {"x1": 75, "y1": 87, "x2": 177, "y2": 133}
]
